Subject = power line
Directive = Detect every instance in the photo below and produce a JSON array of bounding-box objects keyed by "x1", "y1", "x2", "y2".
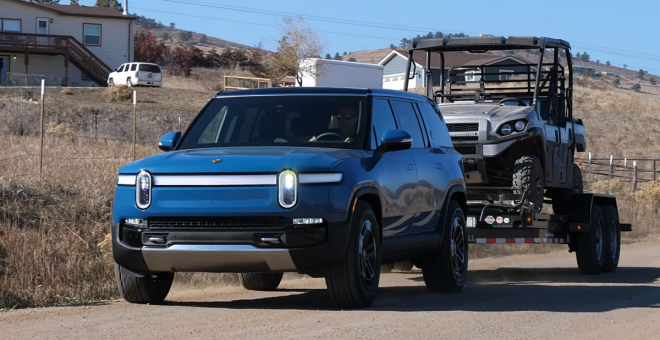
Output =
[
  {"x1": 131, "y1": 7, "x2": 400, "y2": 42},
  {"x1": 157, "y1": 0, "x2": 479, "y2": 36}
]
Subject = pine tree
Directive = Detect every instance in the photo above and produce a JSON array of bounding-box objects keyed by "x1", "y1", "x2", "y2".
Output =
[
  {"x1": 169, "y1": 23, "x2": 176, "y2": 28},
  {"x1": 333, "y1": 52, "x2": 341, "y2": 60},
  {"x1": 94, "y1": 0, "x2": 122, "y2": 10},
  {"x1": 606, "y1": 61, "x2": 611, "y2": 66},
  {"x1": 70, "y1": 0, "x2": 79, "y2": 5},
  {"x1": 325, "y1": 53, "x2": 331, "y2": 59}
]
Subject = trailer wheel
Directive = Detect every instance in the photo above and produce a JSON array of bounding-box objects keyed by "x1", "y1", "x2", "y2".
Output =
[
  {"x1": 602, "y1": 205, "x2": 621, "y2": 272},
  {"x1": 393, "y1": 261, "x2": 414, "y2": 272},
  {"x1": 380, "y1": 262, "x2": 395, "y2": 273},
  {"x1": 513, "y1": 155, "x2": 544, "y2": 210},
  {"x1": 575, "y1": 205, "x2": 606, "y2": 275}
]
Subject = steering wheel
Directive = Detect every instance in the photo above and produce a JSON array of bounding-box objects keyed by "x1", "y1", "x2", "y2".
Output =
[
  {"x1": 314, "y1": 132, "x2": 343, "y2": 140},
  {"x1": 498, "y1": 97, "x2": 527, "y2": 106}
]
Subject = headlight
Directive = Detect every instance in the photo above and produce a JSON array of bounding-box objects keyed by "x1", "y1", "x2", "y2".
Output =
[
  {"x1": 135, "y1": 170, "x2": 152, "y2": 210},
  {"x1": 515, "y1": 120, "x2": 526, "y2": 131},
  {"x1": 278, "y1": 170, "x2": 297, "y2": 209},
  {"x1": 500, "y1": 124, "x2": 512, "y2": 135}
]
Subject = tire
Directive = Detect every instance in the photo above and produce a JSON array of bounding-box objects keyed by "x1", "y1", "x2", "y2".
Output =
[
  {"x1": 393, "y1": 261, "x2": 414, "y2": 272},
  {"x1": 108, "y1": 78, "x2": 114, "y2": 87},
  {"x1": 421, "y1": 199, "x2": 468, "y2": 293},
  {"x1": 552, "y1": 163, "x2": 583, "y2": 214},
  {"x1": 602, "y1": 205, "x2": 621, "y2": 272},
  {"x1": 238, "y1": 272, "x2": 283, "y2": 291},
  {"x1": 126, "y1": 78, "x2": 133, "y2": 87},
  {"x1": 114, "y1": 263, "x2": 174, "y2": 304},
  {"x1": 325, "y1": 200, "x2": 381, "y2": 308},
  {"x1": 513, "y1": 155, "x2": 544, "y2": 210},
  {"x1": 574, "y1": 205, "x2": 606, "y2": 275}
]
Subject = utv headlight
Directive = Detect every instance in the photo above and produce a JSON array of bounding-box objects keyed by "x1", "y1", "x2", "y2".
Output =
[
  {"x1": 278, "y1": 170, "x2": 297, "y2": 209},
  {"x1": 135, "y1": 170, "x2": 152, "y2": 210},
  {"x1": 515, "y1": 120, "x2": 526, "y2": 131},
  {"x1": 501, "y1": 124, "x2": 512, "y2": 135}
]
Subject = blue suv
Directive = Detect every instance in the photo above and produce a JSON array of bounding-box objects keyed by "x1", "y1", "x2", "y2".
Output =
[{"x1": 112, "y1": 87, "x2": 468, "y2": 308}]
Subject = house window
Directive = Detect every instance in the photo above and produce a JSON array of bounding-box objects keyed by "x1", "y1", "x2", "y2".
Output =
[
  {"x1": 1, "y1": 19, "x2": 22, "y2": 32},
  {"x1": 83, "y1": 24, "x2": 101, "y2": 46}
]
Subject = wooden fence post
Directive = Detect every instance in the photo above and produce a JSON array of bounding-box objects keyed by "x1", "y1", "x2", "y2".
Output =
[
  {"x1": 132, "y1": 91, "x2": 136, "y2": 161},
  {"x1": 633, "y1": 161, "x2": 638, "y2": 192},
  {"x1": 39, "y1": 79, "x2": 45, "y2": 180}
]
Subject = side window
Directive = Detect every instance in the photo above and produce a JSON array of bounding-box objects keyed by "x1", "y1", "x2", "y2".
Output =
[
  {"x1": 130, "y1": 64, "x2": 137, "y2": 71},
  {"x1": 389, "y1": 100, "x2": 426, "y2": 148},
  {"x1": 416, "y1": 102, "x2": 453, "y2": 148},
  {"x1": 371, "y1": 98, "x2": 397, "y2": 149},
  {"x1": 117, "y1": 65, "x2": 125, "y2": 72}
]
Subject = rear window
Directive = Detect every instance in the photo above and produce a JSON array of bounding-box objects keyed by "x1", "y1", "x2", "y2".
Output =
[{"x1": 139, "y1": 64, "x2": 161, "y2": 73}]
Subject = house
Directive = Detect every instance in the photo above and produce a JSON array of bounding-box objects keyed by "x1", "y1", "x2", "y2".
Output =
[
  {"x1": 378, "y1": 49, "x2": 532, "y2": 90},
  {"x1": 0, "y1": 0, "x2": 136, "y2": 87}
]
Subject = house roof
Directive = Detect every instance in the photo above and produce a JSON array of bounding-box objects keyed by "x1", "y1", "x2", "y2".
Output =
[
  {"x1": 379, "y1": 49, "x2": 532, "y2": 69},
  {"x1": 10, "y1": 0, "x2": 137, "y2": 20}
]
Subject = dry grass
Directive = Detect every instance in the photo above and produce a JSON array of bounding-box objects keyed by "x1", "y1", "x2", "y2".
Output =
[{"x1": 1, "y1": 77, "x2": 659, "y2": 309}]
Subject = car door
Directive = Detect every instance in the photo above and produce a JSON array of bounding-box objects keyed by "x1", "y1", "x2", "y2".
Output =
[
  {"x1": 546, "y1": 96, "x2": 570, "y2": 186},
  {"x1": 389, "y1": 99, "x2": 441, "y2": 234},
  {"x1": 370, "y1": 97, "x2": 418, "y2": 238}
]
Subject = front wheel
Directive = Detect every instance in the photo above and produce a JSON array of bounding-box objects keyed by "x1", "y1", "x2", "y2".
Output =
[
  {"x1": 325, "y1": 200, "x2": 381, "y2": 308},
  {"x1": 114, "y1": 263, "x2": 174, "y2": 304},
  {"x1": 421, "y1": 199, "x2": 468, "y2": 293},
  {"x1": 602, "y1": 205, "x2": 621, "y2": 272},
  {"x1": 513, "y1": 155, "x2": 544, "y2": 210}
]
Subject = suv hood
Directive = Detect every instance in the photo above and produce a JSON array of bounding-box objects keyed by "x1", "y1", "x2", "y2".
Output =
[
  {"x1": 119, "y1": 147, "x2": 365, "y2": 174},
  {"x1": 440, "y1": 103, "x2": 534, "y2": 125}
]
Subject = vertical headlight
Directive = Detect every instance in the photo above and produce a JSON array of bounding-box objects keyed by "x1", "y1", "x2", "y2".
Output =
[
  {"x1": 135, "y1": 170, "x2": 152, "y2": 210},
  {"x1": 278, "y1": 170, "x2": 297, "y2": 209}
]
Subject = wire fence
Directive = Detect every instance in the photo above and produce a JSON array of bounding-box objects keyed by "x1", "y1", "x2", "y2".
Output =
[
  {"x1": 576, "y1": 152, "x2": 659, "y2": 192},
  {"x1": 0, "y1": 80, "x2": 200, "y2": 182}
]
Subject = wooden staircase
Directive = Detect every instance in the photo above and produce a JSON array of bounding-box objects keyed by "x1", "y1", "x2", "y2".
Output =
[{"x1": 0, "y1": 32, "x2": 113, "y2": 87}]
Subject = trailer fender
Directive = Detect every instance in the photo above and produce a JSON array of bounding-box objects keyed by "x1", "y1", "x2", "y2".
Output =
[{"x1": 566, "y1": 193, "x2": 618, "y2": 232}]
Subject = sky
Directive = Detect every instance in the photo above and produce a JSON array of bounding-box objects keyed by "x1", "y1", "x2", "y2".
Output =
[{"x1": 71, "y1": 0, "x2": 660, "y2": 75}]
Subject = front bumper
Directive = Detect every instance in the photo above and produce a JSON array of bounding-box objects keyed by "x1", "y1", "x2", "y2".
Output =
[{"x1": 112, "y1": 219, "x2": 352, "y2": 275}]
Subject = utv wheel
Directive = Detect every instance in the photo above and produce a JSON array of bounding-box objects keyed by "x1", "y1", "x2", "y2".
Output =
[
  {"x1": 513, "y1": 155, "x2": 544, "y2": 210},
  {"x1": 325, "y1": 200, "x2": 381, "y2": 308},
  {"x1": 421, "y1": 200, "x2": 468, "y2": 293},
  {"x1": 574, "y1": 205, "x2": 606, "y2": 275},
  {"x1": 602, "y1": 205, "x2": 621, "y2": 272},
  {"x1": 238, "y1": 273, "x2": 283, "y2": 291},
  {"x1": 114, "y1": 263, "x2": 174, "y2": 304}
]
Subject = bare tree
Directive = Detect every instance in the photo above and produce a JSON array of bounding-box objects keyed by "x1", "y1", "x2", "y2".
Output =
[{"x1": 272, "y1": 17, "x2": 325, "y2": 87}]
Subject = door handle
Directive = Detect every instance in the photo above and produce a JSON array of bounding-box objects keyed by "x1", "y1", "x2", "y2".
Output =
[{"x1": 407, "y1": 164, "x2": 413, "y2": 170}]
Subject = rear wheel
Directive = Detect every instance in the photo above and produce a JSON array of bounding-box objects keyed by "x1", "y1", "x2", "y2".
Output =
[
  {"x1": 575, "y1": 205, "x2": 606, "y2": 275},
  {"x1": 238, "y1": 273, "x2": 283, "y2": 291},
  {"x1": 421, "y1": 200, "x2": 468, "y2": 293},
  {"x1": 325, "y1": 200, "x2": 381, "y2": 308},
  {"x1": 114, "y1": 264, "x2": 174, "y2": 304},
  {"x1": 602, "y1": 205, "x2": 621, "y2": 272},
  {"x1": 513, "y1": 155, "x2": 544, "y2": 210}
]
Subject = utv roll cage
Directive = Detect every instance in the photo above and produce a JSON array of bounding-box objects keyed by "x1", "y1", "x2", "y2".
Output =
[{"x1": 403, "y1": 36, "x2": 574, "y2": 126}]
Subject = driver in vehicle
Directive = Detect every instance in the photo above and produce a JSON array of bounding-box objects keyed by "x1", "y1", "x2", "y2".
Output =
[{"x1": 309, "y1": 104, "x2": 359, "y2": 143}]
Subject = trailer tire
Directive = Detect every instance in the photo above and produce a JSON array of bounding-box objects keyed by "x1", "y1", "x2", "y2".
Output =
[
  {"x1": 421, "y1": 200, "x2": 467, "y2": 293},
  {"x1": 602, "y1": 205, "x2": 621, "y2": 273},
  {"x1": 513, "y1": 155, "x2": 544, "y2": 210},
  {"x1": 380, "y1": 262, "x2": 395, "y2": 273},
  {"x1": 393, "y1": 261, "x2": 414, "y2": 272},
  {"x1": 238, "y1": 273, "x2": 283, "y2": 291},
  {"x1": 575, "y1": 205, "x2": 606, "y2": 275}
]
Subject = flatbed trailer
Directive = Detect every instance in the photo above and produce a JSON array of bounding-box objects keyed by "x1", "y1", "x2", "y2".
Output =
[{"x1": 464, "y1": 187, "x2": 632, "y2": 274}]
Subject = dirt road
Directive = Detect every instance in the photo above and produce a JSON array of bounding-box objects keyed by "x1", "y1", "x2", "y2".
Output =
[{"x1": 3, "y1": 242, "x2": 660, "y2": 340}]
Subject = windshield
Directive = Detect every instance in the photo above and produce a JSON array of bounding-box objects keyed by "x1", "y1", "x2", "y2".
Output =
[
  {"x1": 139, "y1": 64, "x2": 161, "y2": 73},
  {"x1": 177, "y1": 95, "x2": 368, "y2": 150}
]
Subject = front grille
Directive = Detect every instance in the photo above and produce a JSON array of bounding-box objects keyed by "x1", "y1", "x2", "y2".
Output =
[
  {"x1": 148, "y1": 217, "x2": 287, "y2": 229},
  {"x1": 447, "y1": 123, "x2": 478, "y2": 132}
]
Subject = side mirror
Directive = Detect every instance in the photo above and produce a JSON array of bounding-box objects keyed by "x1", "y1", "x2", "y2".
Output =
[
  {"x1": 158, "y1": 131, "x2": 181, "y2": 152},
  {"x1": 376, "y1": 129, "x2": 412, "y2": 155}
]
